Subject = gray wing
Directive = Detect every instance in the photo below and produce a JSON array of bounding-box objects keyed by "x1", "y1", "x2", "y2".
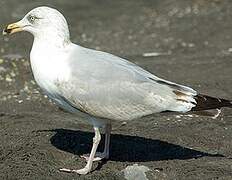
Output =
[{"x1": 57, "y1": 45, "x2": 197, "y2": 121}]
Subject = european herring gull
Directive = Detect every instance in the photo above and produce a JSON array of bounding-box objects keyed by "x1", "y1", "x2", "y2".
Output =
[{"x1": 3, "y1": 6, "x2": 232, "y2": 175}]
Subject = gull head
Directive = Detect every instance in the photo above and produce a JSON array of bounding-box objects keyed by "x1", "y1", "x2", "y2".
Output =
[{"x1": 3, "y1": 6, "x2": 70, "y2": 44}]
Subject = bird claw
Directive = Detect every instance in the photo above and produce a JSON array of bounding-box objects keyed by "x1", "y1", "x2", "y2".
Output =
[
  {"x1": 60, "y1": 167, "x2": 90, "y2": 175},
  {"x1": 81, "y1": 152, "x2": 109, "y2": 162}
]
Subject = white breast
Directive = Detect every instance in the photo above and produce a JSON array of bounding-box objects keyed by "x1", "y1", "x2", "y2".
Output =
[{"x1": 30, "y1": 41, "x2": 71, "y2": 94}]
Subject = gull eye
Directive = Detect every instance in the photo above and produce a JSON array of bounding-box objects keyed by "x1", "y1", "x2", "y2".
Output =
[
  {"x1": 30, "y1": 16, "x2": 35, "y2": 21},
  {"x1": 28, "y1": 15, "x2": 36, "y2": 23}
]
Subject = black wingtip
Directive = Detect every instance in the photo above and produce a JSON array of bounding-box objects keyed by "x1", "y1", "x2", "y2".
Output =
[{"x1": 192, "y1": 94, "x2": 232, "y2": 111}]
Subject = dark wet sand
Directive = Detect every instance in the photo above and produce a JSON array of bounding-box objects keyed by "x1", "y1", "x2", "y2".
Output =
[{"x1": 0, "y1": 0, "x2": 232, "y2": 179}]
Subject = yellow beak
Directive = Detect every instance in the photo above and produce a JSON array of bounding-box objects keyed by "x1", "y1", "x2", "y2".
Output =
[{"x1": 3, "y1": 23, "x2": 23, "y2": 35}]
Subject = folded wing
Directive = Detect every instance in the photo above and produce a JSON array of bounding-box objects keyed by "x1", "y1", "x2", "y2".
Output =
[{"x1": 56, "y1": 46, "x2": 199, "y2": 120}]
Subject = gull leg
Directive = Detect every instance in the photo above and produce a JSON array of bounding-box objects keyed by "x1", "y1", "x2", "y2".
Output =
[
  {"x1": 60, "y1": 126, "x2": 101, "y2": 175},
  {"x1": 81, "y1": 123, "x2": 111, "y2": 162},
  {"x1": 103, "y1": 123, "x2": 111, "y2": 159}
]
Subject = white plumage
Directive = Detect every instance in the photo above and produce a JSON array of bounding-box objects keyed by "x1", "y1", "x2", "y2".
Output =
[{"x1": 4, "y1": 6, "x2": 198, "y2": 174}]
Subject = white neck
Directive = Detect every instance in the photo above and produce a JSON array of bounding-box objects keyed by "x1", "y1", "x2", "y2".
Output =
[{"x1": 33, "y1": 32, "x2": 71, "y2": 49}]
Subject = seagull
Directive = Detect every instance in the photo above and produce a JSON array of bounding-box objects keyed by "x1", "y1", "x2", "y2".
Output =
[{"x1": 3, "y1": 6, "x2": 232, "y2": 175}]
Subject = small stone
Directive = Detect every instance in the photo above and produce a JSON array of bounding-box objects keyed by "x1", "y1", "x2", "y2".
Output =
[
  {"x1": 10, "y1": 71, "x2": 16, "y2": 77},
  {"x1": 11, "y1": 62, "x2": 17, "y2": 68},
  {"x1": 228, "y1": 48, "x2": 232, "y2": 52},
  {"x1": 123, "y1": 164, "x2": 150, "y2": 180},
  {"x1": 5, "y1": 75, "x2": 12, "y2": 82},
  {"x1": 121, "y1": 122, "x2": 127, "y2": 126},
  {"x1": 18, "y1": 100, "x2": 23, "y2": 103},
  {"x1": 188, "y1": 43, "x2": 195, "y2": 48},
  {"x1": 0, "y1": 66, "x2": 6, "y2": 73}
]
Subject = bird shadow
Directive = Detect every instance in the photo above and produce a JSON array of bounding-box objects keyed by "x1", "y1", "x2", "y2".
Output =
[{"x1": 39, "y1": 128, "x2": 224, "y2": 162}]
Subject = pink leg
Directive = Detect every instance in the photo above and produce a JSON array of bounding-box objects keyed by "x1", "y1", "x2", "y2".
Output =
[
  {"x1": 60, "y1": 126, "x2": 101, "y2": 175},
  {"x1": 81, "y1": 123, "x2": 111, "y2": 162}
]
